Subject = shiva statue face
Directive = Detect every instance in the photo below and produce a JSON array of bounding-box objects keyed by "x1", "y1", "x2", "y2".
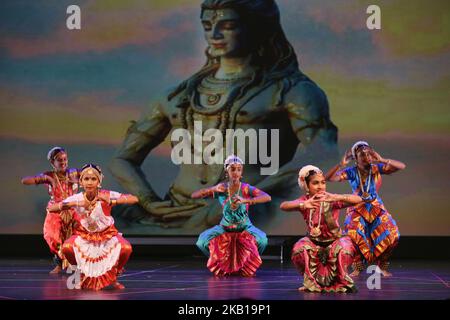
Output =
[{"x1": 201, "y1": 8, "x2": 250, "y2": 58}]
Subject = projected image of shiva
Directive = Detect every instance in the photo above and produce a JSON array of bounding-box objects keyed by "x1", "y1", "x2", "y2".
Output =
[{"x1": 109, "y1": 0, "x2": 338, "y2": 233}]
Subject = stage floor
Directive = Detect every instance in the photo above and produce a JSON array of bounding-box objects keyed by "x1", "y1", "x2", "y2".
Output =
[{"x1": 0, "y1": 258, "x2": 448, "y2": 300}]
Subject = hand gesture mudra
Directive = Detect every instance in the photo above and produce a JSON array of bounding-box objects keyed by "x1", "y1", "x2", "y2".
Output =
[
  {"x1": 302, "y1": 194, "x2": 322, "y2": 210},
  {"x1": 369, "y1": 149, "x2": 383, "y2": 162},
  {"x1": 213, "y1": 183, "x2": 226, "y2": 193},
  {"x1": 232, "y1": 195, "x2": 246, "y2": 205},
  {"x1": 341, "y1": 149, "x2": 352, "y2": 167}
]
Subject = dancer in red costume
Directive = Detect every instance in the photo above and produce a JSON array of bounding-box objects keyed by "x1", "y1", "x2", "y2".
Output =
[
  {"x1": 21, "y1": 147, "x2": 79, "y2": 274},
  {"x1": 280, "y1": 165, "x2": 362, "y2": 292},
  {"x1": 48, "y1": 164, "x2": 137, "y2": 290},
  {"x1": 193, "y1": 155, "x2": 271, "y2": 277}
]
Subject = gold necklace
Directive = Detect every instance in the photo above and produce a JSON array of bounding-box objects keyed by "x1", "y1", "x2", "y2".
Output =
[
  {"x1": 54, "y1": 171, "x2": 69, "y2": 199},
  {"x1": 227, "y1": 182, "x2": 241, "y2": 210},
  {"x1": 309, "y1": 201, "x2": 323, "y2": 237},
  {"x1": 83, "y1": 192, "x2": 98, "y2": 213},
  {"x1": 357, "y1": 167, "x2": 372, "y2": 199}
]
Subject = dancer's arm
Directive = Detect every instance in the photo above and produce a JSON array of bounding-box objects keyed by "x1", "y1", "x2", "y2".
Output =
[
  {"x1": 116, "y1": 194, "x2": 139, "y2": 205},
  {"x1": 21, "y1": 173, "x2": 55, "y2": 187},
  {"x1": 191, "y1": 183, "x2": 226, "y2": 199},
  {"x1": 325, "y1": 149, "x2": 352, "y2": 182},
  {"x1": 47, "y1": 199, "x2": 85, "y2": 212},
  {"x1": 98, "y1": 192, "x2": 139, "y2": 206},
  {"x1": 318, "y1": 192, "x2": 362, "y2": 205},
  {"x1": 280, "y1": 194, "x2": 321, "y2": 212},
  {"x1": 370, "y1": 149, "x2": 406, "y2": 173},
  {"x1": 234, "y1": 187, "x2": 271, "y2": 206}
]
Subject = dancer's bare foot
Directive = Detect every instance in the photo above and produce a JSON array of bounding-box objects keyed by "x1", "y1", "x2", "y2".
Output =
[
  {"x1": 49, "y1": 265, "x2": 62, "y2": 274},
  {"x1": 350, "y1": 269, "x2": 360, "y2": 277},
  {"x1": 381, "y1": 270, "x2": 392, "y2": 277},
  {"x1": 298, "y1": 286, "x2": 307, "y2": 292},
  {"x1": 112, "y1": 282, "x2": 125, "y2": 289}
]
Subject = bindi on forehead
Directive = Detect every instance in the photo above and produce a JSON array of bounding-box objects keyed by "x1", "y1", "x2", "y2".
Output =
[{"x1": 202, "y1": 9, "x2": 240, "y2": 24}]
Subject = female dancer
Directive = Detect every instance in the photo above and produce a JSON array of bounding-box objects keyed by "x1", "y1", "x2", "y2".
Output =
[
  {"x1": 193, "y1": 155, "x2": 271, "y2": 276},
  {"x1": 21, "y1": 146, "x2": 79, "y2": 273},
  {"x1": 48, "y1": 164, "x2": 136, "y2": 290},
  {"x1": 325, "y1": 141, "x2": 406, "y2": 276},
  {"x1": 281, "y1": 165, "x2": 361, "y2": 292}
]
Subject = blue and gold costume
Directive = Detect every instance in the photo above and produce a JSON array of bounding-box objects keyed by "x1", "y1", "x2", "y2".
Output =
[
  {"x1": 338, "y1": 163, "x2": 399, "y2": 264},
  {"x1": 196, "y1": 182, "x2": 268, "y2": 257}
]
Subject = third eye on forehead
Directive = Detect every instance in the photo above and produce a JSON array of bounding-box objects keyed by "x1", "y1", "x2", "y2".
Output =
[{"x1": 201, "y1": 9, "x2": 240, "y2": 24}]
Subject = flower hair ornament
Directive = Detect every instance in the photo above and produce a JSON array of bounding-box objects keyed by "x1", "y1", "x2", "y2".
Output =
[
  {"x1": 351, "y1": 141, "x2": 370, "y2": 159},
  {"x1": 298, "y1": 165, "x2": 323, "y2": 194},
  {"x1": 224, "y1": 154, "x2": 244, "y2": 170},
  {"x1": 79, "y1": 163, "x2": 104, "y2": 188}
]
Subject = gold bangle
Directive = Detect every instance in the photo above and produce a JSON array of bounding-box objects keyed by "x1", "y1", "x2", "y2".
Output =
[{"x1": 299, "y1": 202, "x2": 305, "y2": 210}]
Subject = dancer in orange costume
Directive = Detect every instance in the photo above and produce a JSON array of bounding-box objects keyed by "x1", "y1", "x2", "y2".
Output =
[{"x1": 21, "y1": 147, "x2": 79, "y2": 274}]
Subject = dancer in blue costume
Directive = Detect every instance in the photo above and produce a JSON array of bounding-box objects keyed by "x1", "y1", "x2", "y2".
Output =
[
  {"x1": 326, "y1": 141, "x2": 406, "y2": 277},
  {"x1": 193, "y1": 155, "x2": 271, "y2": 276}
]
